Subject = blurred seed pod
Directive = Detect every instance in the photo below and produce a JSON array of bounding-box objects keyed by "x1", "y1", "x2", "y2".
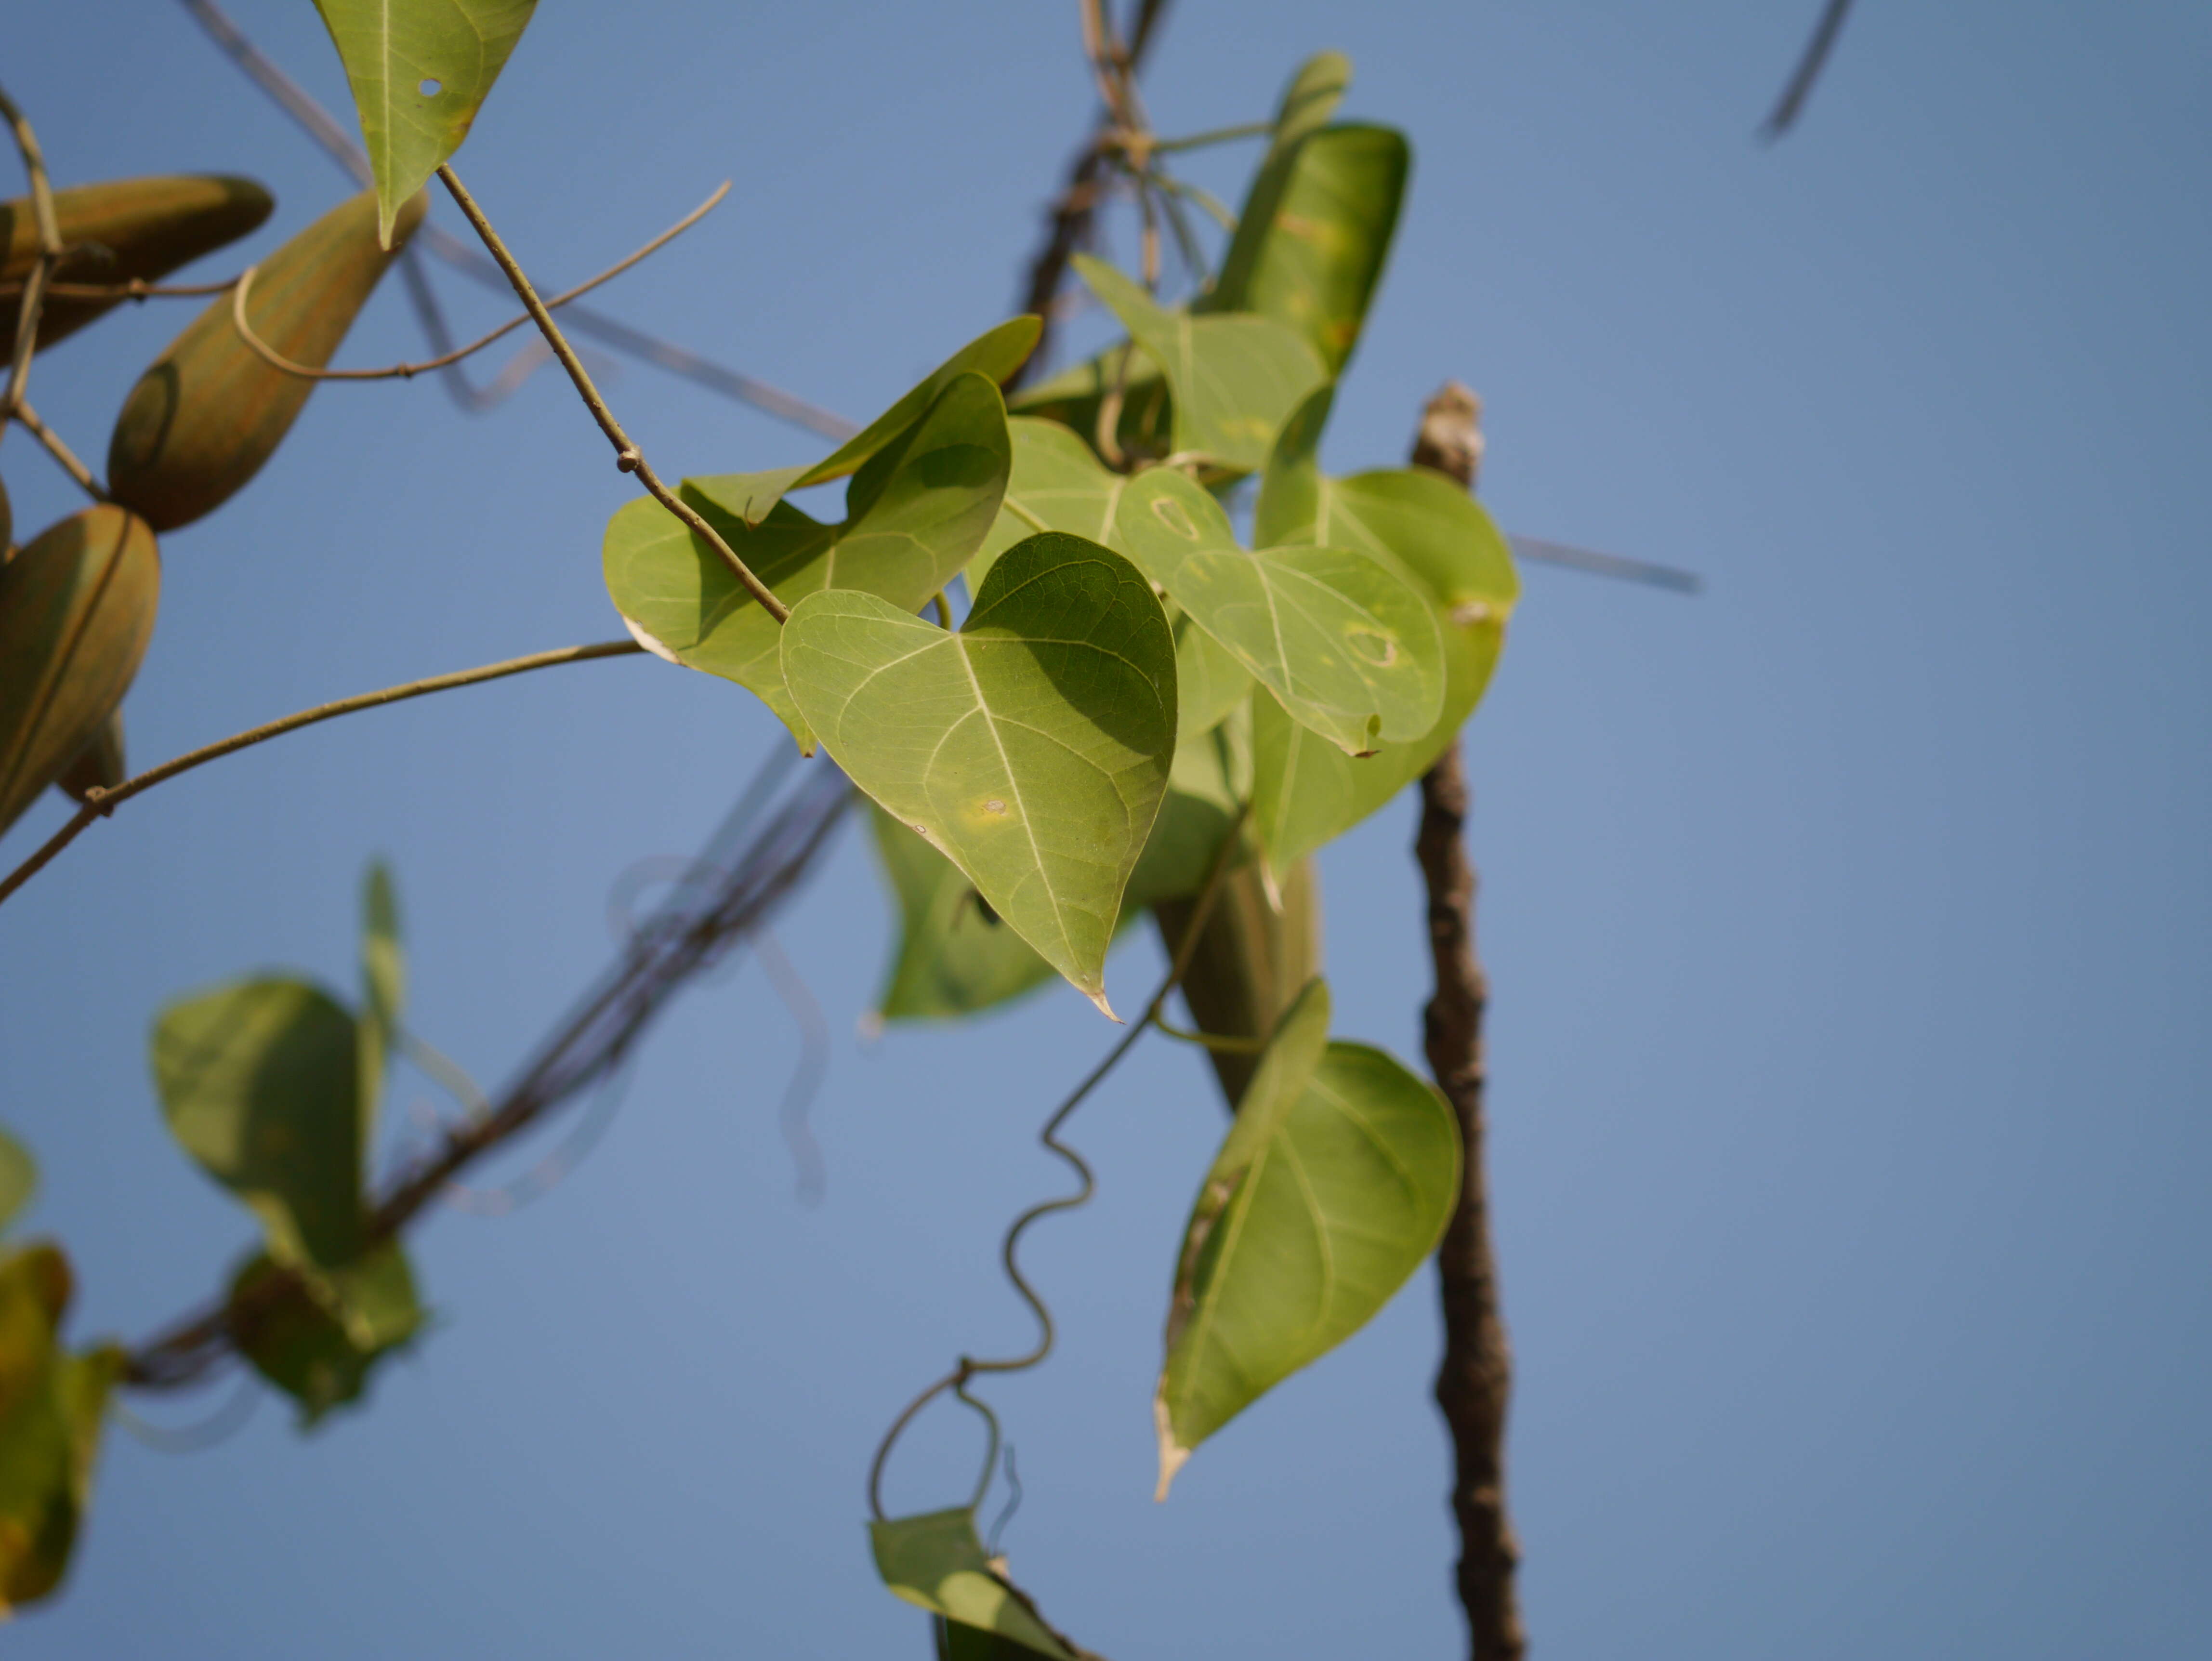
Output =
[
  {"x1": 1152, "y1": 857, "x2": 1325, "y2": 1109},
  {"x1": 107, "y1": 188, "x2": 426, "y2": 531},
  {"x1": 54, "y1": 712, "x2": 126, "y2": 807},
  {"x1": 2, "y1": 174, "x2": 274, "y2": 352},
  {"x1": 0, "y1": 506, "x2": 161, "y2": 836}
]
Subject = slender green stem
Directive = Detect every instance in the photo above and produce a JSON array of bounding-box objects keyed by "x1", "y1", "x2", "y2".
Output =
[
  {"x1": 0, "y1": 641, "x2": 644, "y2": 911},
  {"x1": 434, "y1": 165, "x2": 789, "y2": 623},
  {"x1": 231, "y1": 182, "x2": 729, "y2": 384},
  {"x1": 1150, "y1": 1014, "x2": 1264, "y2": 1054},
  {"x1": 867, "y1": 802, "x2": 1252, "y2": 1519},
  {"x1": 931, "y1": 591, "x2": 953, "y2": 630},
  {"x1": 1147, "y1": 119, "x2": 1272, "y2": 154},
  {"x1": 1151, "y1": 169, "x2": 1238, "y2": 235}
]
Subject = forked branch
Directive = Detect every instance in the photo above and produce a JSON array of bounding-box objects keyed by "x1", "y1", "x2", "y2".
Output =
[
  {"x1": 434, "y1": 165, "x2": 788, "y2": 622},
  {"x1": 229, "y1": 182, "x2": 731, "y2": 383}
]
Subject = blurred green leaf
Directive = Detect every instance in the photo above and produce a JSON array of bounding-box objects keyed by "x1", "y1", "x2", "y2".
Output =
[
  {"x1": 871, "y1": 1507, "x2": 1082, "y2": 1661},
  {"x1": 1156, "y1": 981, "x2": 1460, "y2": 1496},
  {"x1": 0, "y1": 1131, "x2": 33, "y2": 1236},
  {"x1": 783, "y1": 534, "x2": 1175, "y2": 1018},
  {"x1": 1169, "y1": 607, "x2": 1253, "y2": 739},
  {"x1": 868, "y1": 803, "x2": 1059, "y2": 1022},
  {"x1": 1127, "y1": 708, "x2": 1249, "y2": 910},
  {"x1": 691, "y1": 319, "x2": 1039, "y2": 529},
  {"x1": 1072, "y1": 256, "x2": 1326, "y2": 476},
  {"x1": 313, "y1": 0, "x2": 540, "y2": 246},
  {"x1": 1112, "y1": 468, "x2": 1442, "y2": 754},
  {"x1": 360, "y1": 863, "x2": 405, "y2": 1039},
  {"x1": 605, "y1": 371, "x2": 1012, "y2": 752},
  {"x1": 0, "y1": 1243, "x2": 120, "y2": 1615},
  {"x1": 1249, "y1": 395, "x2": 1519, "y2": 867},
  {"x1": 1207, "y1": 54, "x2": 1352, "y2": 301},
  {"x1": 151, "y1": 978, "x2": 367, "y2": 1271},
  {"x1": 229, "y1": 1243, "x2": 423, "y2": 1429},
  {"x1": 358, "y1": 860, "x2": 404, "y2": 1125},
  {"x1": 1209, "y1": 126, "x2": 1408, "y2": 375}
]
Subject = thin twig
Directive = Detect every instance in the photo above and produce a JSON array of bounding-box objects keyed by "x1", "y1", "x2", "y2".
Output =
[
  {"x1": 1411, "y1": 385, "x2": 1526, "y2": 1661},
  {"x1": 1149, "y1": 1015, "x2": 1264, "y2": 1054},
  {"x1": 1760, "y1": 0, "x2": 1858, "y2": 140},
  {"x1": 10, "y1": 396, "x2": 106, "y2": 500},
  {"x1": 1007, "y1": 0, "x2": 1175, "y2": 387},
  {"x1": 868, "y1": 801, "x2": 1249, "y2": 1519},
  {"x1": 0, "y1": 275, "x2": 240, "y2": 302},
  {"x1": 0, "y1": 642, "x2": 644, "y2": 911},
  {"x1": 753, "y1": 928, "x2": 831, "y2": 1205},
  {"x1": 228, "y1": 183, "x2": 730, "y2": 383},
  {"x1": 0, "y1": 82, "x2": 64, "y2": 453},
  {"x1": 1146, "y1": 119, "x2": 1271, "y2": 155},
  {"x1": 174, "y1": 0, "x2": 857, "y2": 441},
  {"x1": 1506, "y1": 534, "x2": 1703, "y2": 595},
  {"x1": 434, "y1": 165, "x2": 788, "y2": 622},
  {"x1": 125, "y1": 758, "x2": 854, "y2": 1390}
]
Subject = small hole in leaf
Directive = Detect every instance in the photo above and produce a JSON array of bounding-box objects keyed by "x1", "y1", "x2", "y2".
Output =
[
  {"x1": 1346, "y1": 627, "x2": 1398, "y2": 667},
  {"x1": 1149, "y1": 496, "x2": 1197, "y2": 540},
  {"x1": 419, "y1": 78, "x2": 443, "y2": 96}
]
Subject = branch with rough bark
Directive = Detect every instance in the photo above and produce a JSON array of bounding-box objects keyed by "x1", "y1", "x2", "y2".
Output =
[{"x1": 1412, "y1": 382, "x2": 1527, "y2": 1661}]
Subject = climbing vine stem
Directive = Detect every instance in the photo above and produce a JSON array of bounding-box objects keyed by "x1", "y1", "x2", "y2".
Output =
[{"x1": 867, "y1": 802, "x2": 1251, "y2": 1520}]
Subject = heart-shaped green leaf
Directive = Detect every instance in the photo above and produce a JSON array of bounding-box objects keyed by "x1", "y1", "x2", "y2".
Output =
[
  {"x1": 976, "y1": 420, "x2": 1252, "y2": 736},
  {"x1": 0, "y1": 507, "x2": 160, "y2": 837},
  {"x1": 783, "y1": 533, "x2": 1176, "y2": 1018},
  {"x1": 1112, "y1": 467, "x2": 1442, "y2": 754},
  {"x1": 868, "y1": 803, "x2": 1061, "y2": 1022},
  {"x1": 1073, "y1": 255, "x2": 1326, "y2": 476},
  {"x1": 0, "y1": 1129, "x2": 34, "y2": 1236},
  {"x1": 313, "y1": 0, "x2": 540, "y2": 246},
  {"x1": 972, "y1": 416, "x2": 1129, "y2": 594},
  {"x1": 229, "y1": 1243, "x2": 424, "y2": 1429},
  {"x1": 0, "y1": 1243, "x2": 121, "y2": 1616},
  {"x1": 867, "y1": 707, "x2": 1244, "y2": 1021},
  {"x1": 870, "y1": 1507, "x2": 1084, "y2": 1661},
  {"x1": 605, "y1": 370, "x2": 1013, "y2": 751},
  {"x1": 1249, "y1": 395, "x2": 1519, "y2": 868},
  {"x1": 692, "y1": 318, "x2": 1039, "y2": 529},
  {"x1": 1156, "y1": 979, "x2": 1460, "y2": 1497},
  {"x1": 151, "y1": 978, "x2": 369, "y2": 1271}
]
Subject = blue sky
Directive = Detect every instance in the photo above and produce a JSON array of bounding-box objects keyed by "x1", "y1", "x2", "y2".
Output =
[{"x1": 3, "y1": 2, "x2": 2207, "y2": 1656}]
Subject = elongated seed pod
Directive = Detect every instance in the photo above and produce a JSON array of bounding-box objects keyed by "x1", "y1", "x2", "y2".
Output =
[
  {"x1": 1, "y1": 175, "x2": 274, "y2": 351},
  {"x1": 55, "y1": 712, "x2": 126, "y2": 807},
  {"x1": 1152, "y1": 856, "x2": 1325, "y2": 1109},
  {"x1": 0, "y1": 507, "x2": 160, "y2": 836},
  {"x1": 106, "y1": 188, "x2": 426, "y2": 532}
]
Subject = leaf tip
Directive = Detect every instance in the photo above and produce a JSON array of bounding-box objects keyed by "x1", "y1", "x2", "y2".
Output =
[
  {"x1": 1153, "y1": 1392, "x2": 1190, "y2": 1502},
  {"x1": 1085, "y1": 986, "x2": 1122, "y2": 1023}
]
